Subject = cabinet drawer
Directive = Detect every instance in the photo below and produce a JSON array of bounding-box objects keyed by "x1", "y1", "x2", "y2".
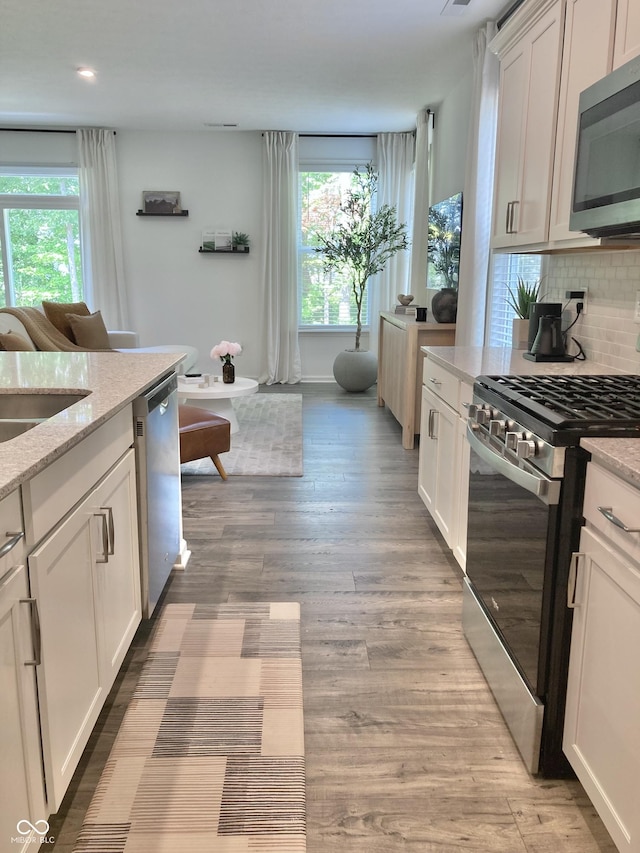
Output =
[
  {"x1": 23, "y1": 406, "x2": 133, "y2": 547},
  {"x1": 583, "y1": 462, "x2": 640, "y2": 565},
  {"x1": 0, "y1": 489, "x2": 25, "y2": 579},
  {"x1": 423, "y1": 358, "x2": 459, "y2": 410}
]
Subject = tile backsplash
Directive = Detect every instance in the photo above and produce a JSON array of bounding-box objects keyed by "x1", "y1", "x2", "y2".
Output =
[{"x1": 546, "y1": 250, "x2": 640, "y2": 373}]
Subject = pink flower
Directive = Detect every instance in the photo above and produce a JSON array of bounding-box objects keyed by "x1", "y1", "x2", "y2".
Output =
[{"x1": 210, "y1": 340, "x2": 242, "y2": 361}]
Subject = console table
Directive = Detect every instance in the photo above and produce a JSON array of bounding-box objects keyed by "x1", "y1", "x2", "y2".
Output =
[{"x1": 377, "y1": 312, "x2": 456, "y2": 449}]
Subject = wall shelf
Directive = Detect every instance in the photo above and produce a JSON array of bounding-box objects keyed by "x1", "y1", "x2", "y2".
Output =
[
  {"x1": 136, "y1": 210, "x2": 189, "y2": 217},
  {"x1": 198, "y1": 248, "x2": 250, "y2": 254}
]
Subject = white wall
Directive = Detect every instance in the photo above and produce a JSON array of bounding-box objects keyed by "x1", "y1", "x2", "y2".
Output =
[{"x1": 116, "y1": 130, "x2": 376, "y2": 380}]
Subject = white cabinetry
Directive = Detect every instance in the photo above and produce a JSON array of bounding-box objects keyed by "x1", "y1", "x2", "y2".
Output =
[
  {"x1": 491, "y1": 0, "x2": 564, "y2": 248},
  {"x1": 548, "y1": 0, "x2": 617, "y2": 243},
  {"x1": 564, "y1": 462, "x2": 640, "y2": 852},
  {"x1": 0, "y1": 492, "x2": 47, "y2": 852},
  {"x1": 418, "y1": 357, "x2": 471, "y2": 570},
  {"x1": 24, "y1": 408, "x2": 141, "y2": 813},
  {"x1": 613, "y1": 0, "x2": 640, "y2": 68}
]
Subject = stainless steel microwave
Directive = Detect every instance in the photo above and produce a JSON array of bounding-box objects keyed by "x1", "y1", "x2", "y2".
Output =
[{"x1": 570, "y1": 54, "x2": 640, "y2": 238}]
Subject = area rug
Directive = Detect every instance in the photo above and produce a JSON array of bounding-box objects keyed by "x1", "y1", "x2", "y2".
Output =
[
  {"x1": 72, "y1": 602, "x2": 306, "y2": 852},
  {"x1": 181, "y1": 393, "x2": 303, "y2": 477}
]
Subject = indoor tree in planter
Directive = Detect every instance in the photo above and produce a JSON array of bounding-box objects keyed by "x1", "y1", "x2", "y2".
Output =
[{"x1": 315, "y1": 163, "x2": 409, "y2": 391}]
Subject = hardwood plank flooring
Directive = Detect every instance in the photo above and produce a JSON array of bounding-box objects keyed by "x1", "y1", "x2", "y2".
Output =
[{"x1": 48, "y1": 383, "x2": 617, "y2": 852}]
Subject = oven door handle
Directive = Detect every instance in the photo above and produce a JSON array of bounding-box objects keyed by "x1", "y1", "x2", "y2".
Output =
[{"x1": 466, "y1": 423, "x2": 561, "y2": 506}]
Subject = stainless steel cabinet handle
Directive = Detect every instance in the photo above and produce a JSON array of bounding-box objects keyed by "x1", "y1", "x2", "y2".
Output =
[
  {"x1": 567, "y1": 552, "x2": 583, "y2": 608},
  {"x1": 429, "y1": 377, "x2": 441, "y2": 386},
  {"x1": 102, "y1": 506, "x2": 115, "y2": 555},
  {"x1": 597, "y1": 506, "x2": 640, "y2": 533},
  {"x1": 21, "y1": 598, "x2": 42, "y2": 666},
  {"x1": 94, "y1": 511, "x2": 109, "y2": 563},
  {"x1": 428, "y1": 409, "x2": 438, "y2": 439},
  {"x1": 506, "y1": 200, "x2": 519, "y2": 234},
  {"x1": 505, "y1": 201, "x2": 512, "y2": 234},
  {"x1": 0, "y1": 530, "x2": 24, "y2": 559}
]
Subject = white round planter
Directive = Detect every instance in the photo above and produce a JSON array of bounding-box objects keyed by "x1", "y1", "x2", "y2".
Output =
[{"x1": 333, "y1": 349, "x2": 378, "y2": 392}]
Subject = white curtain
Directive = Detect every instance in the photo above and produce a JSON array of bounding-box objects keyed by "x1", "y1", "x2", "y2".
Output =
[
  {"x1": 76, "y1": 129, "x2": 129, "y2": 329},
  {"x1": 370, "y1": 132, "x2": 415, "y2": 354},
  {"x1": 259, "y1": 132, "x2": 301, "y2": 385},
  {"x1": 455, "y1": 22, "x2": 499, "y2": 346},
  {"x1": 408, "y1": 109, "x2": 433, "y2": 300}
]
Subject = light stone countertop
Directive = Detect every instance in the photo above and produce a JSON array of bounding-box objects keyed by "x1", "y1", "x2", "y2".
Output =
[
  {"x1": 0, "y1": 350, "x2": 183, "y2": 500},
  {"x1": 421, "y1": 345, "x2": 623, "y2": 385},
  {"x1": 422, "y1": 345, "x2": 640, "y2": 490}
]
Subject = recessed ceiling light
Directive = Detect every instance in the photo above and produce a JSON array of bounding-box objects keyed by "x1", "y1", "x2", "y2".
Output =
[{"x1": 77, "y1": 67, "x2": 96, "y2": 79}]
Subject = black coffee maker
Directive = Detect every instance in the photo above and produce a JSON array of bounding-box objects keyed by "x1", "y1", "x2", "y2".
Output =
[{"x1": 523, "y1": 302, "x2": 573, "y2": 362}]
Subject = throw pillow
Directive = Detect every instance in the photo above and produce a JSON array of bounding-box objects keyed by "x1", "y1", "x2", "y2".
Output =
[
  {"x1": 67, "y1": 311, "x2": 111, "y2": 350},
  {"x1": 42, "y1": 300, "x2": 91, "y2": 341},
  {"x1": 0, "y1": 331, "x2": 35, "y2": 351}
]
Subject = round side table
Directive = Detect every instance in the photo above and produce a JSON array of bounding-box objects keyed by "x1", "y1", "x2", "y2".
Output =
[{"x1": 177, "y1": 376, "x2": 258, "y2": 433}]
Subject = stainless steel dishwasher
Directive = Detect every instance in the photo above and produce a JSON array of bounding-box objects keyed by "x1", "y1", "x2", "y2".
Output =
[{"x1": 133, "y1": 372, "x2": 181, "y2": 617}]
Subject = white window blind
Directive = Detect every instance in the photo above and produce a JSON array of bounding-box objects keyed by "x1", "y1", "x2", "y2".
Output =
[{"x1": 486, "y1": 253, "x2": 543, "y2": 347}]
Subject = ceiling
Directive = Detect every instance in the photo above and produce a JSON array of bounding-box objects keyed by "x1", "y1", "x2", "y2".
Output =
[{"x1": 1, "y1": 0, "x2": 510, "y2": 134}]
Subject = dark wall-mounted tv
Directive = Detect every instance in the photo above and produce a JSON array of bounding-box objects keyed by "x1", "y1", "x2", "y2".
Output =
[{"x1": 427, "y1": 191, "x2": 463, "y2": 290}]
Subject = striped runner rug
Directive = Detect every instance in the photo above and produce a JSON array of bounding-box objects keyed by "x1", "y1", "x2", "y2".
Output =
[{"x1": 72, "y1": 602, "x2": 306, "y2": 852}]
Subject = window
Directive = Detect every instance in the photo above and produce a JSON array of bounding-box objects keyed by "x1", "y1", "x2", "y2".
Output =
[
  {"x1": 298, "y1": 170, "x2": 369, "y2": 329},
  {"x1": 486, "y1": 252, "x2": 544, "y2": 347},
  {"x1": 0, "y1": 169, "x2": 83, "y2": 308}
]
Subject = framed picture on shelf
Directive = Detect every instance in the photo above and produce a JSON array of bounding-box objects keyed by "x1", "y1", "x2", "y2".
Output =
[{"x1": 142, "y1": 190, "x2": 182, "y2": 215}]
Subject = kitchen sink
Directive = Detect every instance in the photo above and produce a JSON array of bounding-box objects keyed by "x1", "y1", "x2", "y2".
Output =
[
  {"x1": 0, "y1": 392, "x2": 88, "y2": 419},
  {"x1": 0, "y1": 420, "x2": 39, "y2": 442}
]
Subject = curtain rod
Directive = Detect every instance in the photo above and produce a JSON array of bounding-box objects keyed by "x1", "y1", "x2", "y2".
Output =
[
  {"x1": 0, "y1": 128, "x2": 116, "y2": 134},
  {"x1": 0, "y1": 127, "x2": 76, "y2": 134}
]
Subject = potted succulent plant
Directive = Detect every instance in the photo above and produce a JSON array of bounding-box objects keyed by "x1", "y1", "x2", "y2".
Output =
[
  {"x1": 507, "y1": 276, "x2": 544, "y2": 349},
  {"x1": 232, "y1": 231, "x2": 250, "y2": 252},
  {"x1": 314, "y1": 163, "x2": 409, "y2": 392}
]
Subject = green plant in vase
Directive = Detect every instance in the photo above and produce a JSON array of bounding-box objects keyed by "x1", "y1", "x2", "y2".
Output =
[
  {"x1": 232, "y1": 231, "x2": 250, "y2": 252},
  {"x1": 506, "y1": 276, "x2": 544, "y2": 319}
]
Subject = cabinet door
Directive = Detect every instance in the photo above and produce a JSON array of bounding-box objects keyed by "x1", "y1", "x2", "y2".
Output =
[
  {"x1": 492, "y1": 42, "x2": 527, "y2": 247},
  {"x1": 418, "y1": 386, "x2": 457, "y2": 547},
  {"x1": 418, "y1": 387, "x2": 439, "y2": 515},
  {"x1": 492, "y1": 0, "x2": 564, "y2": 248},
  {"x1": 0, "y1": 565, "x2": 47, "y2": 850},
  {"x1": 92, "y1": 451, "x2": 141, "y2": 694},
  {"x1": 613, "y1": 0, "x2": 640, "y2": 68},
  {"x1": 548, "y1": 0, "x2": 616, "y2": 242},
  {"x1": 564, "y1": 526, "x2": 640, "y2": 852},
  {"x1": 28, "y1": 497, "x2": 103, "y2": 813}
]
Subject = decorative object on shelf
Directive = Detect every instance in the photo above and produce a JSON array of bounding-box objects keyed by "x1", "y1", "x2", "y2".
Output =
[
  {"x1": 428, "y1": 192, "x2": 461, "y2": 324},
  {"x1": 232, "y1": 231, "x2": 251, "y2": 252},
  {"x1": 314, "y1": 163, "x2": 409, "y2": 393},
  {"x1": 397, "y1": 293, "x2": 414, "y2": 306},
  {"x1": 139, "y1": 190, "x2": 184, "y2": 216},
  {"x1": 211, "y1": 340, "x2": 242, "y2": 384}
]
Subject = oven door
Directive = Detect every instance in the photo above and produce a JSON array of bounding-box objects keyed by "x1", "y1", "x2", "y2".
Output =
[{"x1": 463, "y1": 422, "x2": 561, "y2": 773}]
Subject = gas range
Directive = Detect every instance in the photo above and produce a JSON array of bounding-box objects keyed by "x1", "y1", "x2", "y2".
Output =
[{"x1": 470, "y1": 374, "x2": 640, "y2": 478}]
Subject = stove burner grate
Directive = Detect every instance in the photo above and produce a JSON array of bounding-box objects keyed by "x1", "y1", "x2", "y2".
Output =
[{"x1": 478, "y1": 374, "x2": 640, "y2": 431}]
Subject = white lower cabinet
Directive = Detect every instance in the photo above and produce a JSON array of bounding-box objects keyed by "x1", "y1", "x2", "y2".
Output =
[
  {"x1": 418, "y1": 358, "x2": 471, "y2": 570},
  {"x1": 564, "y1": 464, "x2": 640, "y2": 852},
  {"x1": 28, "y1": 449, "x2": 141, "y2": 813},
  {"x1": 0, "y1": 564, "x2": 48, "y2": 852},
  {"x1": 419, "y1": 385, "x2": 457, "y2": 546}
]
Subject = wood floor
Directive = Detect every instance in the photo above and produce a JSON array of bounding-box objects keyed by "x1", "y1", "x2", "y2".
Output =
[{"x1": 49, "y1": 383, "x2": 617, "y2": 852}]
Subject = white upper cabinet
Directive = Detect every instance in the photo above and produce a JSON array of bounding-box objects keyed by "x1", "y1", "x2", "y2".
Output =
[
  {"x1": 491, "y1": 0, "x2": 564, "y2": 249},
  {"x1": 491, "y1": 0, "x2": 640, "y2": 252},
  {"x1": 548, "y1": 0, "x2": 616, "y2": 244},
  {"x1": 613, "y1": 0, "x2": 640, "y2": 68}
]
